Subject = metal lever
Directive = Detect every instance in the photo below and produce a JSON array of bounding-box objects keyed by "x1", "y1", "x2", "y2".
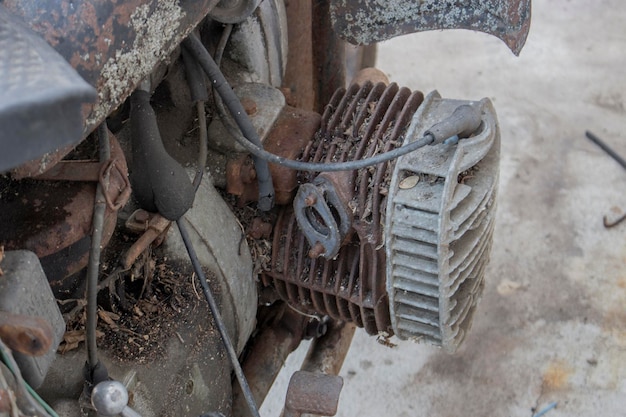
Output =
[{"x1": 91, "y1": 380, "x2": 141, "y2": 417}]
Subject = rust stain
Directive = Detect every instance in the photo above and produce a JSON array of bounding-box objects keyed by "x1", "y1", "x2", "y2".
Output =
[{"x1": 542, "y1": 360, "x2": 572, "y2": 391}]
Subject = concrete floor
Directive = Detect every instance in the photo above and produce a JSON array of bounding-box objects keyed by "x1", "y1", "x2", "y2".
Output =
[{"x1": 262, "y1": 1, "x2": 626, "y2": 416}]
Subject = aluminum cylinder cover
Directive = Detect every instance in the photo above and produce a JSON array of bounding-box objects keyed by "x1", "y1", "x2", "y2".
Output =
[{"x1": 386, "y1": 91, "x2": 500, "y2": 353}]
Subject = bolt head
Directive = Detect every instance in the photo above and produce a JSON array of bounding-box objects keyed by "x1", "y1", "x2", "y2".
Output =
[{"x1": 304, "y1": 194, "x2": 317, "y2": 206}]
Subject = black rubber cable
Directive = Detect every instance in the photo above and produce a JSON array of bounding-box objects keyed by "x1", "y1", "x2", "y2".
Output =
[
  {"x1": 176, "y1": 218, "x2": 261, "y2": 417},
  {"x1": 585, "y1": 130, "x2": 626, "y2": 170},
  {"x1": 183, "y1": 33, "x2": 275, "y2": 211},
  {"x1": 211, "y1": 24, "x2": 250, "y2": 150},
  {"x1": 85, "y1": 123, "x2": 110, "y2": 375},
  {"x1": 182, "y1": 33, "x2": 435, "y2": 173}
]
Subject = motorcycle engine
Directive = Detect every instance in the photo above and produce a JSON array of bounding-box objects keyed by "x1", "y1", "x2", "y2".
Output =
[
  {"x1": 0, "y1": 0, "x2": 501, "y2": 415},
  {"x1": 263, "y1": 85, "x2": 499, "y2": 353}
]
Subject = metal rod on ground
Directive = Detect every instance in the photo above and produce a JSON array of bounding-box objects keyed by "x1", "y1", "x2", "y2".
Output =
[
  {"x1": 176, "y1": 218, "x2": 261, "y2": 417},
  {"x1": 585, "y1": 131, "x2": 626, "y2": 170}
]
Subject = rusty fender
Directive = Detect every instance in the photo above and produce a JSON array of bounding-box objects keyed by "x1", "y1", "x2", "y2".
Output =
[{"x1": 330, "y1": 0, "x2": 531, "y2": 56}]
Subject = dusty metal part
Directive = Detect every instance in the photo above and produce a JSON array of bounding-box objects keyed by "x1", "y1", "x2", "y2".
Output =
[
  {"x1": 121, "y1": 212, "x2": 171, "y2": 271},
  {"x1": 386, "y1": 91, "x2": 500, "y2": 352},
  {"x1": 0, "y1": 312, "x2": 53, "y2": 357},
  {"x1": 221, "y1": 0, "x2": 288, "y2": 87},
  {"x1": 10, "y1": 144, "x2": 76, "y2": 180},
  {"x1": 293, "y1": 175, "x2": 354, "y2": 259},
  {"x1": 263, "y1": 82, "x2": 423, "y2": 334},
  {"x1": 0, "y1": 181, "x2": 108, "y2": 260},
  {"x1": 0, "y1": 251, "x2": 66, "y2": 389},
  {"x1": 264, "y1": 82, "x2": 423, "y2": 335},
  {"x1": 209, "y1": 0, "x2": 262, "y2": 24},
  {"x1": 282, "y1": 0, "x2": 314, "y2": 110},
  {"x1": 329, "y1": 0, "x2": 532, "y2": 56},
  {"x1": 312, "y1": 0, "x2": 346, "y2": 112},
  {"x1": 282, "y1": 0, "x2": 347, "y2": 112},
  {"x1": 249, "y1": 218, "x2": 273, "y2": 240},
  {"x1": 0, "y1": 4, "x2": 97, "y2": 176},
  {"x1": 226, "y1": 104, "x2": 321, "y2": 206},
  {"x1": 231, "y1": 305, "x2": 309, "y2": 417},
  {"x1": 264, "y1": 106, "x2": 322, "y2": 205},
  {"x1": 210, "y1": 83, "x2": 286, "y2": 155},
  {"x1": 2, "y1": 0, "x2": 221, "y2": 174},
  {"x1": 0, "y1": 132, "x2": 129, "y2": 285},
  {"x1": 34, "y1": 134, "x2": 131, "y2": 211},
  {"x1": 300, "y1": 320, "x2": 355, "y2": 376},
  {"x1": 283, "y1": 371, "x2": 344, "y2": 417}
]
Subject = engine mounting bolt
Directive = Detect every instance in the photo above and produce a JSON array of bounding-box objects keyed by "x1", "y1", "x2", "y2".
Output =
[
  {"x1": 134, "y1": 210, "x2": 150, "y2": 223},
  {"x1": 308, "y1": 242, "x2": 325, "y2": 259},
  {"x1": 304, "y1": 194, "x2": 317, "y2": 206}
]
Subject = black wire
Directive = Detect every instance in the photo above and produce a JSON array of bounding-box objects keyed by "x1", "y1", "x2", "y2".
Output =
[
  {"x1": 211, "y1": 24, "x2": 250, "y2": 152},
  {"x1": 585, "y1": 130, "x2": 626, "y2": 171},
  {"x1": 183, "y1": 33, "x2": 275, "y2": 211},
  {"x1": 214, "y1": 24, "x2": 233, "y2": 67},
  {"x1": 183, "y1": 33, "x2": 435, "y2": 173},
  {"x1": 86, "y1": 123, "x2": 110, "y2": 374},
  {"x1": 176, "y1": 218, "x2": 261, "y2": 417},
  {"x1": 229, "y1": 130, "x2": 434, "y2": 172}
]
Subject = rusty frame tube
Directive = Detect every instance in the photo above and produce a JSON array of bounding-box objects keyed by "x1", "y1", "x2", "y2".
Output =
[{"x1": 232, "y1": 305, "x2": 310, "y2": 416}]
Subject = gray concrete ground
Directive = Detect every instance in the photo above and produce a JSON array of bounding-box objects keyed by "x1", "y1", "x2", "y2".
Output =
[{"x1": 262, "y1": 1, "x2": 626, "y2": 416}]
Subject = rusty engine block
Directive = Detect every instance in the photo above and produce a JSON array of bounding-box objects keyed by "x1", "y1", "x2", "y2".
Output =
[
  {"x1": 263, "y1": 81, "x2": 423, "y2": 336},
  {"x1": 263, "y1": 81, "x2": 500, "y2": 351}
]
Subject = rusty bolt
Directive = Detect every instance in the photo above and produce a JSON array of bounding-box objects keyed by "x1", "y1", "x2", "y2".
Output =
[
  {"x1": 249, "y1": 218, "x2": 273, "y2": 240},
  {"x1": 308, "y1": 242, "x2": 325, "y2": 259},
  {"x1": 240, "y1": 163, "x2": 257, "y2": 184},
  {"x1": 304, "y1": 194, "x2": 317, "y2": 206},
  {"x1": 241, "y1": 97, "x2": 257, "y2": 116},
  {"x1": 134, "y1": 210, "x2": 150, "y2": 223}
]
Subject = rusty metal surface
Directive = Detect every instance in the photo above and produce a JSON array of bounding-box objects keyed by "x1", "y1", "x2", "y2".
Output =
[
  {"x1": 312, "y1": 0, "x2": 346, "y2": 112},
  {"x1": 10, "y1": 144, "x2": 75, "y2": 180},
  {"x1": 282, "y1": 0, "x2": 346, "y2": 112},
  {"x1": 301, "y1": 320, "x2": 355, "y2": 376},
  {"x1": 232, "y1": 304, "x2": 309, "y2": 417},
  {"x1": 264, "y1": 82, "x2": 423, "y2": 335},
  {"x1": 226, "y1": 105, "x2": 321, "y2": 206},
  {"x1": 0, "y1": 132, "x2": 128, "y2": 283},
  {"x1": 330, "y1": 0, "x2": 531, "y2": 56},
  {"x1": 284, "y1": 371, "x2": 344, "y2": 417},
  {"x1": 282, "y1": 0, "x2": 315, "y2": 110},
  {"x1": 2, "y1": 0, "x2": 221, "y2": 176},
  {"x1": 0, "y1": 312, "x2": 53, "y2": 357}
]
